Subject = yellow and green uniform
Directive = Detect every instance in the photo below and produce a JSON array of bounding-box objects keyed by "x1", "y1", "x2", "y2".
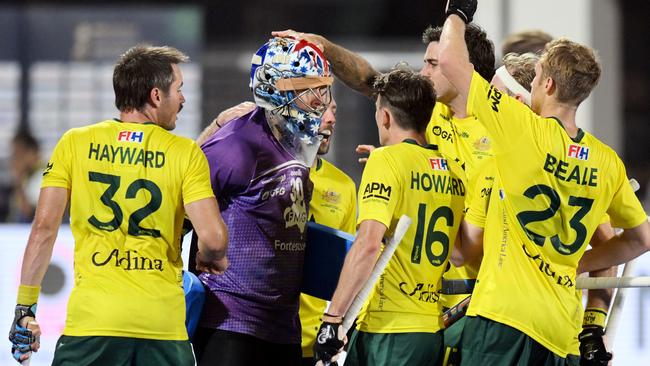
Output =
[
  {"x1": 464, "y1": 71, "x2": 647, "y2": 357},
  {"x1": 426, "y1": 102, "x2": 494, "y2": 310},
  {"x1": 300, "y1": 158, "x2": 356, "y2": 358},
  {"x1": 42, "y1": 120, "x2": 214, "y2": 340},
  {"x1": 355, "y1": 140, "x2": 466, "y2": 334}
]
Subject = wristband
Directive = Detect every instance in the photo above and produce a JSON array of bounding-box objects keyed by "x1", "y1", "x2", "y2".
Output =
[
  {"x1": 17, "y1": 285, "x2": 40, "y2": 306},
  {"x1": 583, "y1": 308, "x2": 607, "y2": 328}
]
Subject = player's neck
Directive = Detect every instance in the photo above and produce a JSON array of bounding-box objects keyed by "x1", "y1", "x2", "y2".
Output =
[
  {"x1": 540, "y1": 101, "x2": 579, "y2": 138},
  {"x1": 386, "y1": 129, "x2": 427, "y2": 146},
  {"x1": 447, "y1": 93, "x2": 469, "y2": 119},
  {"x1": 120, "y1": 108, "x2": 158, "y2": 125}
]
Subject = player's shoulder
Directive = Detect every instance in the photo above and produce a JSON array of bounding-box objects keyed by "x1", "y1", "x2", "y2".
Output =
[
  {"x1": 319, "y1": 159, "x2": 355, "y2": 187},
  {"x1": 430, "y1": 102, "x2": 452, "y2": 125}
]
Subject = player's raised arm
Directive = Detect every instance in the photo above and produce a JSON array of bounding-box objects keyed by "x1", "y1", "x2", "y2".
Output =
[
  {"x1": 272, "y1": 29, "x2": 379, "y2": 98},
  {"x1": 438, "y1": 0, "x2": 477, "y2": 103}
]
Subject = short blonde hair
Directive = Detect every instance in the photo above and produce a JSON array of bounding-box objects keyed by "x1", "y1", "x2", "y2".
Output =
[
  {"x1": 539, "y1": 38, "x2": 601, "y2": 105},
  {"x1": 502, "y1": 52, "x2": 539, "y2": 92},
  {"x1": 502, "y1": 30, "x2": 552, "y2": 56}
]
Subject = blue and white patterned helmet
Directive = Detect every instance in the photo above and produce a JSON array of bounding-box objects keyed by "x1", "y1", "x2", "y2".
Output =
[{"x1": 250, "y1": 37, "x2": 333, "y2": 142}]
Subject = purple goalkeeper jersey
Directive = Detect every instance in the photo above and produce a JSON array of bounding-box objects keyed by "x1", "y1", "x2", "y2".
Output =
[{"x1": 199, "y1": 107, "x2": 311, "y2": 344}]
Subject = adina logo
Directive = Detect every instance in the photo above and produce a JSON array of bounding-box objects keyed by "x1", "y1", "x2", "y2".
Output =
[{"x1": 284, "y1": 177, "x2": 307, "y2": 233}]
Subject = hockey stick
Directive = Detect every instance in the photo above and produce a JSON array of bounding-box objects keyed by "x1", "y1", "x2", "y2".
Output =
[{"x1": 342, "y1": 214, "x2": 412, "y2": 332}]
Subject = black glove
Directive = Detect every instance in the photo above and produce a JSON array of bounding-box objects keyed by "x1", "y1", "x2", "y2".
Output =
[
  {"x1": 445, "y1": 0, "x2": 478, "y2": 23},
  {"x1": 578, "y1": 326, "x2": 612, "y2": 366},
  {"x1": 313, "y1": 321, "x2": 345, "y2": 364},
  {"x1": 8, "y1": 304, "x2": 38, "y2": 362}
]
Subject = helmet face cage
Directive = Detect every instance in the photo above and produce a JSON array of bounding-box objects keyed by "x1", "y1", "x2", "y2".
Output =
[{"x1": 250, "y1": 38, "x2": 333, "y2": 142}]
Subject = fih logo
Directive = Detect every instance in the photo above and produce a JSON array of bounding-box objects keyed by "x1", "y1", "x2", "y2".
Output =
[
  {"x1": 567, "y1": 144, "x2": 589, "y2": 161},
  {"x1": 117, "y1": 131, "x2": 144, "y2": 143},
  {"x1": 429, "y1": 158, "x2": 448, "y2": 171}
]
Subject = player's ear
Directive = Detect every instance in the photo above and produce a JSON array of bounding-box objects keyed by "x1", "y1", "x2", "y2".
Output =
[
  {"x1": 381, "y1": 108, "x2": 391, "y2": 130},
  {"x1": 544, "y1": 76, "x2": 555, "y2": 96},
  {"x1": 150, "y1": 87, "x2": 162, "y2": 107}
]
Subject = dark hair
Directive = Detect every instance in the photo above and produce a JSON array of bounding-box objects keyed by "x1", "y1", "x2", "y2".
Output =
[
  {"x1": 373, "y1": 68, "x2": 436, "y2": 133},
  {"x1": 12, "y1": 129, "x2": 39, "y2": 152},
  {"x1": 502, "y1": 30, "x2": 553, "y2": 56},
  {"x1": 113, "y1": 45, "x2": 188, "y2": 112},
  {"x1": 422, "y1": 24, "x2": 496, "y2": 81}
]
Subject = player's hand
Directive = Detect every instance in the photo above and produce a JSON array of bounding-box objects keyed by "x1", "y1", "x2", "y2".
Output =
[
  {"x1": 214, "y1": 101, "x2": 256, "y2": 128},
  {"x1": 445, "y1": 0, "x2": 478, "y2": 23},
  {"x1": 196, "y1": 252, "x2": 229, "y2": 275},
  {"x1": 9, "y1": 304, "x2": 40, "y2": 363},
  {"x1": 578, "y1": 326, "x2": 612, "y2": 366},
  {"x1": 313, "y1": 318, "x2": 346, "y2": 364},
  {"x1": 356, "y1": 144, "x2": 376, "y2": 164},
  {"x1": 271, "y1": 30, "x2": 325, "y2": 52}
]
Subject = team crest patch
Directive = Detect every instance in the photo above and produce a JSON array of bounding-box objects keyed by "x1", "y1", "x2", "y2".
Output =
[
  {"x1": 117, "y1": 130, "x2": 144, "y2": 143},
  {"x1": 568, "y1": 144, "x2": 589, "y2": 161},
  {"x1": 473, "y1": 136, "x2": 491, "y2": 151},
  {"x1": 321, "y1": 189, "x2": 341, "y2": 204},
  {"x1": 429, "y1": 158, "x2": 448, "y2": 170}
]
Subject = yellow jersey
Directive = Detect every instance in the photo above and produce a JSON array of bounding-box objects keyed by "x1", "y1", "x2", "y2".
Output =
[
  {"x1": 426, "y1": 102, "x2": 495, "y2": 309},
  {"x1": 300, "y1": 158, "x2": 357, "y2": 357},
  {"x1": 464, "y1": 71, "x2": 647, "y2": 356},
  {"x1": 41, "y1": 120, "x2": 214, "y2": 340},
  {"x1": 356, "y1": 140, "x2": 466, "y2": 333}
]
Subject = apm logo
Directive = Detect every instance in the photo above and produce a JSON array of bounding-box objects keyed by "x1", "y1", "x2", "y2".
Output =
[
  {"x1": 429, "y1": 158, "x2": 448, "y2": 171},
  {"x1": 567, "y1": 144, "x2": 589, "y2": 161},
  {"x1": 362, "y1": 182, "x2": 391, "y2": 201},
  {"x1": 118, "y1": 130, "x2": 144, "y2": 143}
]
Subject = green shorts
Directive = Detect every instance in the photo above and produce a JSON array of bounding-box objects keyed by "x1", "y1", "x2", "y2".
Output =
[
  {"x1": 345, "y1": 329, "x2": 444, "y2": 366},
  {"x1": 51, "y1": 335, "x2": 194, "y2": 366},
  {"x1": 441, "y1": 315, "x2": 466, "y2": 366},
  {"x1": 460, "y1": 316, "x2": 579, "y2": 366}
]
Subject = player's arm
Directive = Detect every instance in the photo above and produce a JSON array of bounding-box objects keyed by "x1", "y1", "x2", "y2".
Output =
[
  {"x1": 196, "y1": 101, "x2": 256, "y2": 146},
  {"x1": 10, "y1": 187, "x2": 69, "y2": 362},
  {"x1": 577, "y1": 222, "x2": 650, "y2": 274},
  {"x1": 578, "y1": 222, "x2": 616, "y2": 365},
  {"x1": 453, "y1": 219, "x2": 484, "y2": 268},
  {"x1": 326, "y1": 219, "x2": 386, "y2": 318},
  {"x1": 272, "y1": 29, "x2": 379, "y2": 98},
  {"x1": 585, "y1": 222, "x2": 617, "y2": 310},
  {"x1": 314, "y1": 219, "x2": 386, "y2": 363},
  {"x1": 185, "y1": 197, "x2": 229, "y2": 274},
  {"x1": 437, "y1": 1, "x2": 476, "y2": 104}
]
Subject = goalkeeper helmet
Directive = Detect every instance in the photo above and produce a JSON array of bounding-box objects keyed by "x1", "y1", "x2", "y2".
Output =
[{"x1": 250, "y1": 37, "x2": 333, "y2": 163}]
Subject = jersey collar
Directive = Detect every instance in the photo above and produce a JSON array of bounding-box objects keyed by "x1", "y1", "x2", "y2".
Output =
[
  {"x1": 113, "y1": 118, "x2": 156, "y2": 126},
  {"x1": 551, "y1": 117, "x2": 584, "y2": 143},
  {"x1": 403, "y1": 138, "x2": 439, "y2": 150}
]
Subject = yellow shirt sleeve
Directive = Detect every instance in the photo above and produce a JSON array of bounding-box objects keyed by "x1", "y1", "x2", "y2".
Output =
[
  {"x1": 465, "y1": 162, "x2": 494, "y2": 228},
  {"x1": 181, "y1": 142, "x2": 215, "y2": 205},
  {"x1": 466, "y1": 71, "x2": 539, "y2": 155},
  {"x1": 607, "y1": 161, "x2": 647, "y2": 229},
  {"x1": 42, "y1": 131, "x2": 73, "y2": 189},
  {"x1": 357, "y1": 148, "x2": 400, "y2": 229}
]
